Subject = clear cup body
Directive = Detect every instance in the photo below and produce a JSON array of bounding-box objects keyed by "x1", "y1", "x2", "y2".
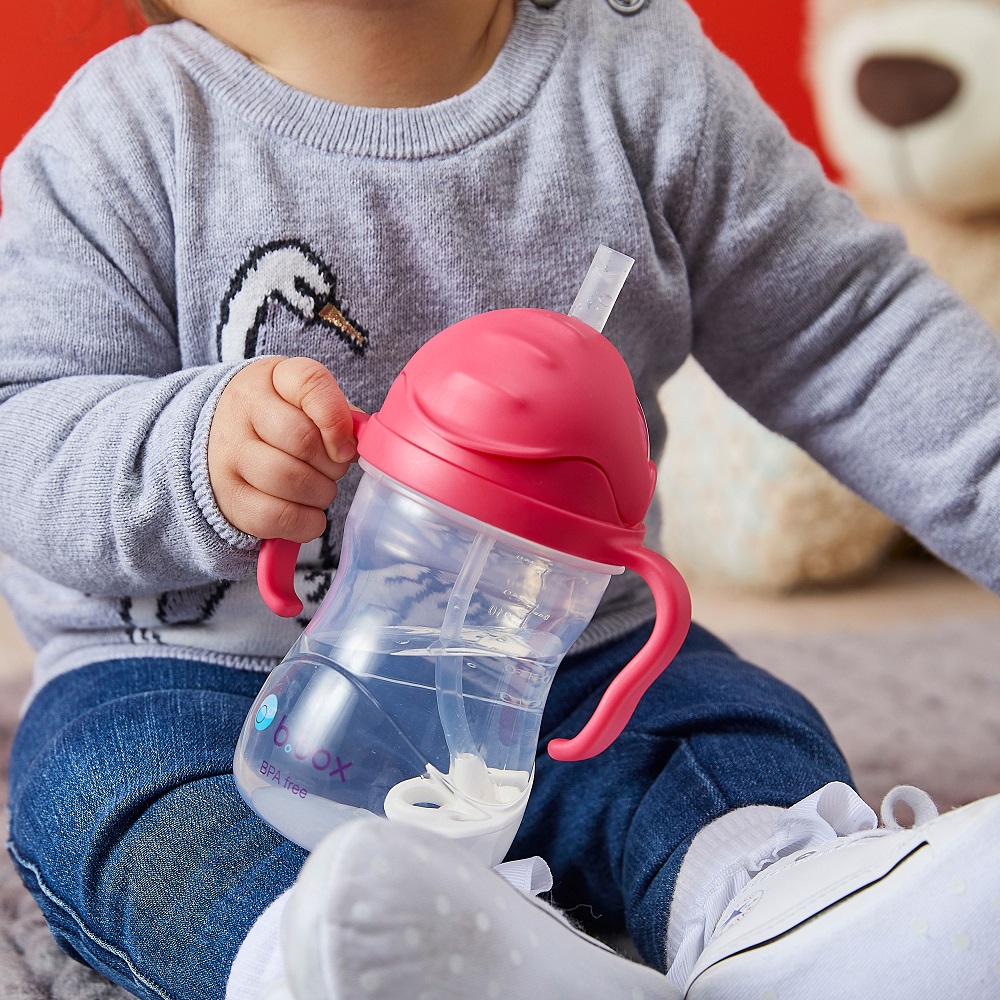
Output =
[{"x1": 234, "y1": 462, "x2": 616, "y2": 863}]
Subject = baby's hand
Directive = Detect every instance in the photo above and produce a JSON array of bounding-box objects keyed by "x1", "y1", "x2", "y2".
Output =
[{"x1": 207, "y1": 357, "x2": 357, "y2": 542}]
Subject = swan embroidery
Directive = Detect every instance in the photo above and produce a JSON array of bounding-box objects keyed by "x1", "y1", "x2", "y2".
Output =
[
  {"x1": 118, "y1": 581, "x2": 232, "y2": 640},
  {"x1": 124, "y1": 243, "x2": 361, "y2": 639},
  {"x1": 216, "y1": 240, "x2": 368, "y2": 362}
]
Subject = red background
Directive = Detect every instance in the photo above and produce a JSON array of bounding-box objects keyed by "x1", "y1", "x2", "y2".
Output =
[{"x1": 0, "y1": 1, "x2": 831, "y2": 173}]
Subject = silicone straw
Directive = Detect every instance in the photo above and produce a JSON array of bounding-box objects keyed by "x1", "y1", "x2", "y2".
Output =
[
  {"x1": 567, "y1": 245, "x2": 635, "y2": 333},
  {"x1": 435, "y1": 532, "x2": 495, "y2": 763}
]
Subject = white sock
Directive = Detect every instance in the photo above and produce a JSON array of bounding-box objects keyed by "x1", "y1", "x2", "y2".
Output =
[
  {"x1": 226, "y1": 890, "x2": 291, "y2": 1000},
  {"x1": 664, "y1": 804, "x2": 784, "y2": 984},
  {"x1": 665, "y1": 783, "x2": 876, "y2": 988},
  {"x1": 279, "y1": 817, "x2": 683, "y2": 1000}
]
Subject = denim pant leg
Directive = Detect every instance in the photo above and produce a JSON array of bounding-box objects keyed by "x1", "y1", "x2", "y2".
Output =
[
  {"x1": 511, "y1": 621, "x2": 854, "y2": 971},
  {"x1": 7, "y1": 658, "x2": 306, "y2": 1000}
]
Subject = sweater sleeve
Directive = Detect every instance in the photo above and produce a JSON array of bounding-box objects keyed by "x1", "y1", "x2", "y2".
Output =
[
  {"x1": 0, "y1": 73, "x2": 257, "y2": 597},
  {"x1": 670, "y1": 34, "x2": 1000, "y2": 591}
]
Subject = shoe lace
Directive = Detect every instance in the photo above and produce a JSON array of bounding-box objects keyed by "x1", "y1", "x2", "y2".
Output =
[
  {"x1": 879, "y1": 784, "x2": 939, "y2": 830},
  {"x1": 752, "y1": 782, "x2": 939, "y2": 876}
]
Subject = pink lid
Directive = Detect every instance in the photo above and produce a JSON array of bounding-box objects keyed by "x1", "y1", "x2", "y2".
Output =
[
  {"x1": 258, "y1": 308, "x2": 691, "y2": 760},
  {"x1": 359, "y1": 309, "x2": 654, "y2": 563}
]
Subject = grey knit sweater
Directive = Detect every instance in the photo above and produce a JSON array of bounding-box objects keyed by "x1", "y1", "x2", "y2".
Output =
[{"x1": 2, "y1": 0, "x2": 999, "y2": 697}]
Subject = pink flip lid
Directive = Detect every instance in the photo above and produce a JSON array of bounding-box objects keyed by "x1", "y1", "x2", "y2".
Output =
[{"x1": 258, "y1": 308, "x2": 690, "y2": 760}]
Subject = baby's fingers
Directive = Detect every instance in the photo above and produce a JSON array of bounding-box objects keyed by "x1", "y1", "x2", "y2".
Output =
[
  {"x1": 270, "y1": 357, "x2": 357, "y2": 465},
  {"x1": 251, "y1": 394, "x2": 351, "y2": 482},
  {"x1": 225, "y1": 441, "x2": 338, "y2": 541}
]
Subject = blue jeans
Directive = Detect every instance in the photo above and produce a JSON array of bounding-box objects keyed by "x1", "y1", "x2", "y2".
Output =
[{"x1": 7, "y1": 623, "x2": 852, "y2": 1000}]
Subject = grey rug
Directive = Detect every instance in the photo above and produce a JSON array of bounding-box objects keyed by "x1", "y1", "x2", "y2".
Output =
[
  {"x1": 732, "y1": 616, "x2": 1000, "y2": 812},
  {"x1": 1, "y1": 615, "x2": 998, "y2": 998}
]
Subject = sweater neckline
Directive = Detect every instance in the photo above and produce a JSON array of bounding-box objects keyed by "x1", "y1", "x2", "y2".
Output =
[{"x1": 164, "y1": 0, "x2": 565, "y2": 159}]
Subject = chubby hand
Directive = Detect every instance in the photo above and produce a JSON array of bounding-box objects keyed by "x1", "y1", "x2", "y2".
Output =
[{"x1": 208, "y1": 357, "x2": 357, "y2": 542}]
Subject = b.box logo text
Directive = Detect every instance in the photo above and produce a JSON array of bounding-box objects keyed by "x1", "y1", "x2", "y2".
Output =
[{"x1": 272, "y1": 716, "x2": 353, "y2": 781}]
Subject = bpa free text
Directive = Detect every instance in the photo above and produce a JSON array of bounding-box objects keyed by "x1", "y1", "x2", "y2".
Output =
[{"x1": 259, "y1": 759, "x2": 309, "y2": 798}]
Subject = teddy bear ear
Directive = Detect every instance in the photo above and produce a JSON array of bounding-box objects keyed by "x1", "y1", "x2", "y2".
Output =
[
  {"x1": 805, "y1": 0, "x2": 852, "y2": 40},
  {"x1": 805, "y1": 0, "x2": 1000, "y2": 216}
]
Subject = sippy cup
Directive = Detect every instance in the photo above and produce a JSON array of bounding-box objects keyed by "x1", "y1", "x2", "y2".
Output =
[{"x1": 233, "y1": 248, "x2": 692, "y2": 866}]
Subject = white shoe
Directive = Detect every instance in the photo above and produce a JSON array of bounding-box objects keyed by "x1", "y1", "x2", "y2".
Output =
[
  {"x1": 276, "y1": 816, "x2": 680, "y2": 1000},
  {"x1": 684, "y1": 787, "x2": 1000, "y2": 999}
]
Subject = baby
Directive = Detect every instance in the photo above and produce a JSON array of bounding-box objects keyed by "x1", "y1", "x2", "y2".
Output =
[{"x1": 2, "y1": 1, "x2": 999, "y2": 998}]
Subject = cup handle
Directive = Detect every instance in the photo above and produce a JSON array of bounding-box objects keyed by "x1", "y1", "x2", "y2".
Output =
[
  {"x1": 546, "y1": 546, "x2": 691, "y2": 762},
  {"x1": 257, "y1": 537, "x2": 304, "y2": 617},
  {"x1": 257, "y1": 410, "x2": 369, "y2": 618}
]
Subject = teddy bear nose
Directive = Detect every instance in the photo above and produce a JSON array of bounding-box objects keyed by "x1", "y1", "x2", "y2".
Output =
[{"x1": 856, "y1": 55, "x2": 962, "y2": 128}]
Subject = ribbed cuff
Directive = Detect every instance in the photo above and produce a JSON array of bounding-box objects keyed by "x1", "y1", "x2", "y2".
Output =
[
  {"x1": 190, "y1": 359, "x2": 261, "y2": 551},
  {"x1": 665, "y1": 804, "x2": 785, "y2": 980}
]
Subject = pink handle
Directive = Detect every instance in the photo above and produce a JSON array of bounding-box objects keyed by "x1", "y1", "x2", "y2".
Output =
[
  {"x1": 257, "y1": 537, "x2": 304, "y2": 617},
  {"x1": 257, "y1": 410, "x2": 369, "y2": 618},
  {"x1": 546, "y1": 547, "x2": 691, "y2": 762}
]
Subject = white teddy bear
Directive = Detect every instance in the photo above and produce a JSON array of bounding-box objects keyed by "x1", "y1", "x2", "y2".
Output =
[{"x1": 809, "y1": 0, "x2": 1000, "y2": 330}]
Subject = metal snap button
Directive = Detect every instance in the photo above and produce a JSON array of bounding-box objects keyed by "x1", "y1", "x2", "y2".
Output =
[{"x1": 607, "y1": 0, "x2": 646, "y2": 13}]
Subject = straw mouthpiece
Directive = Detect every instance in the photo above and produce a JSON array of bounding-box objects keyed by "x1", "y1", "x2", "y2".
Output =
[{"x1": 568, "y1": 245, "x2": 635, "y2": 333}]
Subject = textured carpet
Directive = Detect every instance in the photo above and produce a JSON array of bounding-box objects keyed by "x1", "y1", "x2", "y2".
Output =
[
  {"x1": 1, "y1": 615, "x2": 998, "y2": 998},
  {"x1": 732, "y1": 616, "x2": 1000, "y2": 812}
]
